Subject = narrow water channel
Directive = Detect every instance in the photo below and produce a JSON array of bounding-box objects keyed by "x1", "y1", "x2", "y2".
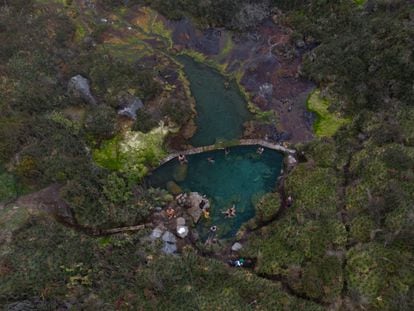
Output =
[{"x1": 177, "y1": 55, "x2": 251, "y2": 147}]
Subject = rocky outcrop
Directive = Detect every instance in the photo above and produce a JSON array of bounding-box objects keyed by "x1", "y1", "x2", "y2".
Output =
[
  {"x1": 150, "y1": 227, "x2": 164, "y2": 240},
  {"x1": 185, "y1": 192, "x2": 209, "y2": 224},
  {"x1": 176, "y1": 217, "x2": 189, "y2": 238},
  {"x1": 162, "y1": 231, "x2": 177, "y2": 243},
  {"x1": 15, "y1": 183, "x2": 74, "y2": 223},
  {"x1": 67, "y1": 75, "x2": 97, "y2": 105},
  {"x1": 161, "y1": 231, "x2": 177, "y2": 254},
  {"x1": 231, "y1": 242, "x2": 243, "y2": 252},
  {"x1": 117, "y1": 92, "x2": 143, "y2": 120},
  {"x1": 285, "y1": 155, "x2": 298, "y2": 168},
  {"x1": 162, "y1": 242, "x2": 177, "y2": 254}
]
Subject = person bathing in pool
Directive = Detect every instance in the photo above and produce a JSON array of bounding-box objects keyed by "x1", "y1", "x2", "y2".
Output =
[{"x1": 222, "y1": 204, "x2": 236, "y2": 218}]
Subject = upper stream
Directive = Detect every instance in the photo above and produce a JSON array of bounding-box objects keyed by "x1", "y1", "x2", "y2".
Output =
[{"x1": 177, "y1": 55, "x2": 251, "y2": 147}]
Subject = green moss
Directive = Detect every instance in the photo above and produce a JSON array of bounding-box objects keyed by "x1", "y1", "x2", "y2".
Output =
[
  {"x1": 74, "y1": 22, "x2": 87, "y2": 42},
  {"x1": 307, "y1": 89, "x2": 349, "y2": 137},
  {"x1": 354, "y1": 0, "x2": 366, "y2": 5},
  {"x1": 93, "y1": 125, "x2": 170, "y2": 181},
  {"x1": 248, "y1": 104, "x2": 277, "y2": 124},
  {"x1": 149, "y1": 12, "x2": 173, "y2": 48},
  {"x1": 216, "y1": 33, "x2": 234, "y2": 62},
  {"x1": 178, "y1": 49, "x2": 227, "y2": 73},
  {"x1": 93, "y1": 136, "x2": 124, "y2": 171}
]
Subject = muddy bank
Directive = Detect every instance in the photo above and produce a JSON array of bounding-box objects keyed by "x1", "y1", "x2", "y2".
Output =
[{"x1": 168, "y1": 17, "x2": 315, "y2": 144}]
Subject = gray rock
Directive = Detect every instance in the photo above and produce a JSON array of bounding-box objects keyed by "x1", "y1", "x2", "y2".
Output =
[
  {"x1": 161, "y1": 242, "x2": 177, "y2": 254},
  {"x1": 176, "y1": 217, "x2": 186, "y2": 226},
  {"x1": 68, "y1": 75, "x2": 97, "y2": 105},
  {"x1": 176, "y1": 225, "x2": 189, "y2": 238},
  {"x1": 286, "y1": 155, "x2": 297, "y2": 167},
  {"x1": 117, "y1": 93, "x2": 143, "y2": 120},
  {"x1": 186, "y1": 192, "x2": 209, "y2": 223},
  {"x1": 150, "y1": 227, "x2": 163, "y2": 240},
  {"x1": 6, "y1": 300, "x2": 36, "y2": 311},
  {"x1": 231, "y1": 242, "x2": 243, "y2": 252},
  {"x1": 259, "y1": 83, "x2": 273, "y2": 98},
  {"x1": 162, "y1": 231, "x2": 177, "y2": 243},
  {"x1": 295, "y1": 39, "x2": 305, "y2": 48},
  {"x1": 176, "y1": 192, "x2": 190, "y2": 207},
  {"x1": 187, "y1": 206, "x2": 202, "y2": 223}
]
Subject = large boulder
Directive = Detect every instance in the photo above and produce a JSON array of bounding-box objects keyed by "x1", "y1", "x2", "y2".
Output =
[
  {"x1": 285, "y1": 155, "x2": 298, "y2": 168},
  {"x1": 162, "y1": 231, "x2": 177, "y2": 244},
  {"x1": 231, "y1": 242, "x2": 243, "y2": 252},
  {"x1": 186, "y1": 192, "x2": 209, "y2": 223},
  {"x1": 68, "y1": 75, "x2": 97, "y2": 105},
  {"x1": 161, "y1": 242, "x2": 177, "y2": 255},
  {"x1": 161, "y1": 231, "x2": 177, "y2": 255},
  {"x1": 176, "y1": 217, "x2": 186, "y2": 226},
  {"x1": 176, "y1": 225, "x2": 189, "y2": 238},
  {"x1": 150, "y1": 227, "x2": 164, "y2": 240},
  {"x1": 117, "y1": 92, "x2": 143, "y2": 120}
]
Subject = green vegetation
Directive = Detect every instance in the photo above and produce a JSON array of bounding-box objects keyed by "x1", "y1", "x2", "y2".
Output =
[
  {"x1": 93, "y1": 125, "x2": 170, "y2": 182},
  {"x1": 0, "y1": 214, "x2": 322, "y2": 309},
  {"x1": 0, "y1": 0, "x2": 413, "y2": 309},
  {"x1": 254, "y1": 192, "x2": 281, "y2": 222},
  {"x1": 307, "y1": 89, "x2": 349, "y2": 137},
  {"x1": 0, "y1": 170, "x2": 17, "y2": 203}
]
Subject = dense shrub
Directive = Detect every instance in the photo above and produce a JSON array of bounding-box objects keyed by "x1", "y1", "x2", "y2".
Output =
[{"x1": 84, "y1": 106, "x2": 117, "y2": 140}]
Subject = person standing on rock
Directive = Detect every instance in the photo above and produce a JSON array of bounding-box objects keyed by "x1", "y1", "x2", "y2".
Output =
[
  {"x1": 287, "y1": 196, "x2": 293, "y2": 208},
  {"x1": 178, "y1": 154, "x2": 187, "y2": 164}
]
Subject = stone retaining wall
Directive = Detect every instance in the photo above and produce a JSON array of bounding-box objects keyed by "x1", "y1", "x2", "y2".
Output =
[{"x1": 159, "y1": 139, "x2": 295, "y2": 165}]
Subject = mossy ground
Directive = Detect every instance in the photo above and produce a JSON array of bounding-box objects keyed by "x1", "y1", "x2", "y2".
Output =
[
  {"x1": 307, "y1": 89, "x2": 349, "y2": 137},
  {"x1": 93, "y1": 125, "x2": 170, "y2": 181}
]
